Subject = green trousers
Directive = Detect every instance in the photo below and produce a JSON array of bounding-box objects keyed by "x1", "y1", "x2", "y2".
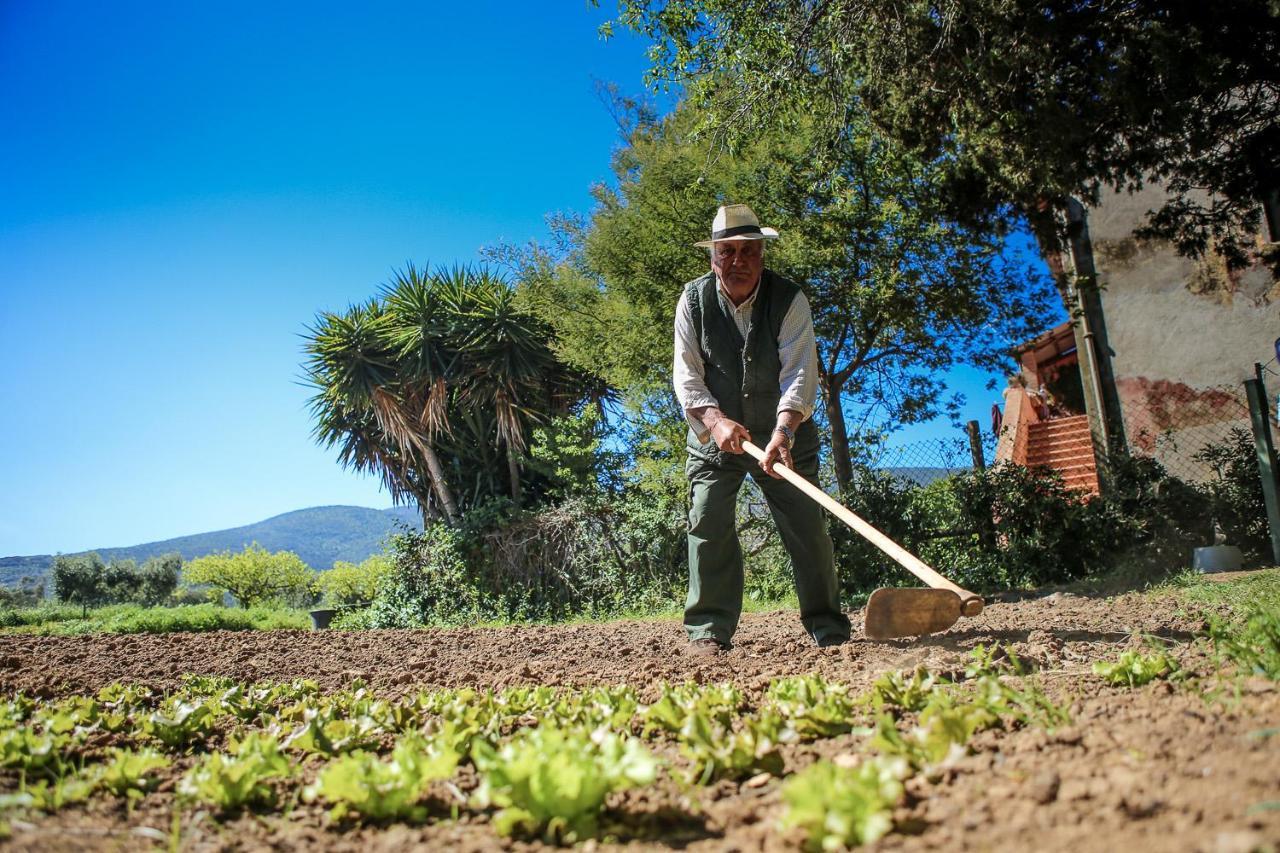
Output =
[{"x1": 684, "y1": 446, "x2": 851, "y2": 646}]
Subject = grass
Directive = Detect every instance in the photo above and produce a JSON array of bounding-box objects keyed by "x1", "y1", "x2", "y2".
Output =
[
  {"x1": 0, "y1": 603, "x2": 310, "y2": 636},
  {"x1": 1163, "y1": 567, "x2": 1280, "y2": 619}
]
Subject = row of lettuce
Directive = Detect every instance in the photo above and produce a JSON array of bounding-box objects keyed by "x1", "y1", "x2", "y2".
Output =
[{"x1": 0, "y1": 639, "x2": 1210, "y2": 849}]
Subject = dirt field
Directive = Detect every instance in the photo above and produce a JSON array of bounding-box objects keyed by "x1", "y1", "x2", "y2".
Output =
[{"x1": 2, "y1": 588, "x2": 1277, "y2": 852}]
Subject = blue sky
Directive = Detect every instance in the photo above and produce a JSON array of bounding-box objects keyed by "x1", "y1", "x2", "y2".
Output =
[{"x1": 0, "y1": 2, "x2": 1051, "y2": 557}]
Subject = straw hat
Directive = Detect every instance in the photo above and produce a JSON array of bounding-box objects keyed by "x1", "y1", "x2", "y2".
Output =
[{"x1": 693, "y1": 204, "x2": 780, "y2": 247}]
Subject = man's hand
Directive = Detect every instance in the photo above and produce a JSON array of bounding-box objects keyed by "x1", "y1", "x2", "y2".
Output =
[
  {"x1": 759, "y1": 430, "x2": 793, "y2": 478},
  {"x1": 710, "y1": 417, "x2": 751, "y2": 454}
]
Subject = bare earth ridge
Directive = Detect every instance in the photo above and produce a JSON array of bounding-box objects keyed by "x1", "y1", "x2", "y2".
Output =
[{"x1": 1, "y1": 591, "x2": 1277, "y2": 852}]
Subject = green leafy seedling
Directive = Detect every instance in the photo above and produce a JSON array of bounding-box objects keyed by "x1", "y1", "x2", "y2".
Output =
[
  {"x1": 98, "y1": 748, "x2": 170, "y2": 802},
  {"x1": 780, "y1": 756, "x2": 909, "y2": 850},
  {"x1": 178, "y1": 733, "x2": 293, "y2": 812},
  {"x1": 965, "y1": 643, "x2": 1027, "y2": 679},
  {"x1": 304, "y1": 730, "x2": 459, "y2": 822},
  {"x1": 472, "y1": 724, "x2": 658, "y2": 843},
  {"x1": 1092, "y1": 649, "x2": 1179, "y2": 688},
  {"x1": 144, "y1": 698, "x2": 216, "y2": 750},
  {"x1": 867, "y1": 667, "x2": 944, "y2": 714},
  {"x1": 766, "y1": 674, "x2": 862, "y2": 740}
]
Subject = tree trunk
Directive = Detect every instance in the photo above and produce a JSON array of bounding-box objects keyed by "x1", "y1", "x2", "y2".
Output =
[
  {"x1": 421, "y1": 499, "x2": 439, "y2": 529},
  {"x1": 421, "y1": 444, "x2": 460, "y2": 525},
  {"x1": 506, "y1": 445, "x2": 523, "y2": 507},
  {"x1": 824, "y1": 378, "x2": 854, "y2": 493}
]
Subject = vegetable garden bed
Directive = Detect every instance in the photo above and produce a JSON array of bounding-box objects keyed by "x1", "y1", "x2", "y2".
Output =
[{"x1": 0, "y1": 578, "x2": 1277, "y2": 851}]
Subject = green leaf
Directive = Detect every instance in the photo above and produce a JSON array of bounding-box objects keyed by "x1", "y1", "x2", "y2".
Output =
[{"x1": 781, "y1": 757, "x2": 909, "y2": 850}]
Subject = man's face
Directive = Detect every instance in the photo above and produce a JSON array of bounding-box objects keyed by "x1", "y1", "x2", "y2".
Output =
[{"x1": 711, "y1": 239, "x2": 763, "y2": 292}]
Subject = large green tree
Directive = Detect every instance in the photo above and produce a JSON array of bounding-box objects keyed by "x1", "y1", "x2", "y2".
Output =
[
  {"x1": 610, "y1": 0, "x2": 1280, "y2": 267},
  {"x1": 305, "y1": 264, "x2": 604, "y2": 522},
  {"x1": 510, "y1": 102, "x2": 1053, "y2": 490}
]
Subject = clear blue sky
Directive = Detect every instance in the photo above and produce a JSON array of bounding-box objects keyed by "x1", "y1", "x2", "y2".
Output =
[{"x1": 0, "y1": 1, "x2": 1051, "y2": 557}]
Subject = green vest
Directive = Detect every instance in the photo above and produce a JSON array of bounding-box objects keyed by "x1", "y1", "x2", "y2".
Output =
[{"x1": 684, "y1": 268, "x2": 819, "y2": 460}]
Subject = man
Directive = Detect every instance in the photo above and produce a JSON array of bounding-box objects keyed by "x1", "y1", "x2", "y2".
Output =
[{"x1": 673, "y1": 203, "x2": 851, "y2": 654}]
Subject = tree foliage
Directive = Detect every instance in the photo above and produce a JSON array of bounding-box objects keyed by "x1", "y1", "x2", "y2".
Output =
[
  {"x1": 305, "y1": 264, "x2": 606, "y2": 523},
  {"x1": 611, "y1": 0, "x2": 1280, "y2": 266},
  {"x1": 183, "y1": 544, "x2": 312, "y2": 609},
  {"x1": 49, "y1": 552, "x2": 181, "y2": 614},
  {"x1": 312, "y1": 555, "x2": 394, "y2": 607},
  {"x1": 508, "y1": 100, "x2": 1053, "y2": 488},
  {"x1": 51, "y1": 554, "x2": 109, "y2": 616}
]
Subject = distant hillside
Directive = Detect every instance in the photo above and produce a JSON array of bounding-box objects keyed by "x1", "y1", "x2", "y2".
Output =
[
  {"x1": 0, "y1": 505, "x2": 422, "y2": 586},
  {"x1": 883, "y1": 466, "x2": 964, "y2": 486}
]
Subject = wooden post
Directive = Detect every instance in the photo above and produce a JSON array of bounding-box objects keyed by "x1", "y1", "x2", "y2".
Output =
[
  {"x1": 966, "y1": 420, "x2": 986, "y2": 472},
  {"x1": 1244, "y1": 364, "x2": 1280, "y2": 564}
]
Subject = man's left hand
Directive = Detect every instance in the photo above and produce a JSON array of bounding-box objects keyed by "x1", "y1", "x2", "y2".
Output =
[{"x1": 759, "y1": 432, "x2": 793, "y2": 479}]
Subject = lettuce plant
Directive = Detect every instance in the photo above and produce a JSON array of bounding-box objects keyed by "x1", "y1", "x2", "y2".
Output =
[
  {"x1": 98, "y1": 748, "x2": 170, "y2": 802},
  {"x1": 678, "y1": 710, "x2": 787, "y2": 784},
  {"x1": 178, "y1": 733, "x2": 293, "y2": 811},
  {"x1": 304, "y1": 731, "x2": 459, "y2": 822},
  {"x1": 780, "y1": 757, "x2": 909, "y2": 850},
  {"x1": 472, "y1": 725, "x2": 658, "y2": 842},
  {"x1": 1092, "y1": 649, "x2": 1179, "y2": 687},
  {"x1": 766, "y1": 675, "x2": 862, "y2": 739}
]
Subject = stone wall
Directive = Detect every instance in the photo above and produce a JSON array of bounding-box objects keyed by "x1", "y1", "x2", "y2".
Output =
[{"x1": 1083, "y1": 184, "x2": 1278, "y2": 480}]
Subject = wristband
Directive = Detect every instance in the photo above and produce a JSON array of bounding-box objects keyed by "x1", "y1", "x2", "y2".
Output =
[{"x1": 774, "y1": 425, "x2": 795, "y2": 449}]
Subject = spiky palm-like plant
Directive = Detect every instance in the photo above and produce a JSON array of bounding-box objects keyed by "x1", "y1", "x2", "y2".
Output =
[{"x1": 305, "y1": 264, "x2": 601, "y2": 524}]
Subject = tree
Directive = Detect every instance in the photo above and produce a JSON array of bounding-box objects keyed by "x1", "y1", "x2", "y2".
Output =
[
  {"x1": 305, "y1": 264, "x2": 606, "y2": 523},
  {"x1": 611, "y1": 0, "x2": 1280, "y2": 267},
  {"x1": 137, "y1": 554, "x2": 181, "y2": 606},
  {"x1": 510, "y1": 101, "x2": 1052, "y2": 489},
  {"x1": 51, "y1": 553, "x2": 108, "y2": 616},
  {"x1": 183, "y1": 544, "x2": 313, "y2": 609},
  {"x1": 313, "y1": 555, "x2": 394, "y2": 606},
  {"x1": 102, "y1": 558, "x2": 141, "y2": 604}
]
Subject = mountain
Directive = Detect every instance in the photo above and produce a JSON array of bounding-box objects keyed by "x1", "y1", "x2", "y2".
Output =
[{"x1": 0, "y1": 505, "x2": 423, "y2": 586}]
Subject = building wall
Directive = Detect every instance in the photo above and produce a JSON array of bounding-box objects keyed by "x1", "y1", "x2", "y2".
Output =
[{"x1": 1083, "y1": 184, "x2": 1278, "y2": 479}]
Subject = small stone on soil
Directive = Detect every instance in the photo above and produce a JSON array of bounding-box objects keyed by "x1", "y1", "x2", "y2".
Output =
[{"x1": 1028, "y1": 770, "x2": 1061, "y2": 804}]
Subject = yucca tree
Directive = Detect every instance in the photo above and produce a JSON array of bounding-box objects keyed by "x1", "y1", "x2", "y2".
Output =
[{"x1": 305, "y1": 264, "x2": 603, "y2": 524}]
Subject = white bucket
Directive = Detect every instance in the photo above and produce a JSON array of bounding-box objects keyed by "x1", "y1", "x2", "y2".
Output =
[{"x1": 1192, "y1": 545, "x2": 1243, "y2": 573}]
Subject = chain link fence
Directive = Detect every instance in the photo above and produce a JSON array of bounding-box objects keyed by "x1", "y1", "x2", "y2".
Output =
[
  {"x1": 853, "y1": 424, "x2": 997, "y2": 484},
  {"x1": 1117, "y1": 380, "x2": 1256, "y2": 485}
]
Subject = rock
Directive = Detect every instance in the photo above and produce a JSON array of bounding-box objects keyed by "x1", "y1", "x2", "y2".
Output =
[
  {"x1": 744, "y1": 772, "x2": 772, "y2": 788},
  {"x1": 1028, "y1": 770, "x2": 1061, "y2": 804},
  {"x1": 1210, "y1": 830, "x2": 1268, "y2": 853},
  {"x1": 1121, "y1": 794, "x2": 1163, "y2": 819}
]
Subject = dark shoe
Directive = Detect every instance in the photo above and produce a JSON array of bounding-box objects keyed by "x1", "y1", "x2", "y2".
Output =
[
  {"x1": 816, "y1": 635, "x2": 848, "y2": 648},
  {"x1": 688, "y1": 638, "x2": 728, "y2": 656}
]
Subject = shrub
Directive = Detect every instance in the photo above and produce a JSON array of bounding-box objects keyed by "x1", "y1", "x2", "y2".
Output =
[
  {"x1": 313, "y1": 556, "x2": 393, "y2": 607},
  {"x1": 365, "y1": 526, "x2": 478, "y2": 628},
  {"x1": 1195, "y1": 427, "x2": 1270, "y2": 560},
  {"x1": 366, "y1": 488, "x2": 687, "y2": 627},
  {"x1": 831, "y1": 454, "x2": 1205, "y2": 596},
  {"x1": 0, "y1": 576, "x2": 45, "y2": 609},
  {"x1": 184, "y1": 545, "x2": 313, "y2": 609}
]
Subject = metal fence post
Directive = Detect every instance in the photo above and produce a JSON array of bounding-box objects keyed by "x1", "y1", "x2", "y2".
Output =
[
  {"x1": 1244, "y1": 363, "x2": 1280, "y2": 564},
  {"x1": 966, "y1": 420, "x2": 986, "y2": 472}
]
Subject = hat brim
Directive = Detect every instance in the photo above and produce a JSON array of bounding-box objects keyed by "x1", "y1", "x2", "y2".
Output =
[{"x1": 694, "y1": 227, "x2": 779, "y2": 247}]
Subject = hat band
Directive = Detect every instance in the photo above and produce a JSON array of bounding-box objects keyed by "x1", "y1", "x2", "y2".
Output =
[{"x1": 711, "y1": 224, "x2": 763, "y2": 240}]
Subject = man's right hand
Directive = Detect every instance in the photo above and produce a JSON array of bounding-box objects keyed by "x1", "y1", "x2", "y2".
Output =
[{"x1": 710, "y1": 418, "x2": 751, "y2": 454}]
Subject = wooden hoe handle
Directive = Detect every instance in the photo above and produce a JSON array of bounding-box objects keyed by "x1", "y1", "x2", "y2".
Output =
[{"x1": 742, "y1": 441, "x2": 983, "y2": 617}]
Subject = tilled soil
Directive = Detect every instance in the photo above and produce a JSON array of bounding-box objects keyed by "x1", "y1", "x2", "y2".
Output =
[{"x1": 2, "y1": 590, "x2": 1278, "y2": 852}]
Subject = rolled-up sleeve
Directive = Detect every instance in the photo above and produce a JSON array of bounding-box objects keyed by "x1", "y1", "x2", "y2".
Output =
[
  {"x1": 777, "y1": 292, "x2": 818, "y2": 421},
  {"x1": 673, "y1": 290, "x2": 719, "y2": 441}
]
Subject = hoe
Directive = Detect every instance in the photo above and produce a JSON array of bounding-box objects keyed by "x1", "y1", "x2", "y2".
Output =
[{"x1": 743, "y1": 441, "x2": 983, "y2": 640}]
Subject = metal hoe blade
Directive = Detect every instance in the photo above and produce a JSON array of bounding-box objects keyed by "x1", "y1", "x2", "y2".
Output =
[{"x1": 863, "y1": 587, "x2": 962, "y2": 640}]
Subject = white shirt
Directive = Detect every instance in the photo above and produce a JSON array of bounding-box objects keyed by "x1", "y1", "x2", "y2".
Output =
[{"x1": 673, "y1": 275, "x2": 819, "y2": 442}]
